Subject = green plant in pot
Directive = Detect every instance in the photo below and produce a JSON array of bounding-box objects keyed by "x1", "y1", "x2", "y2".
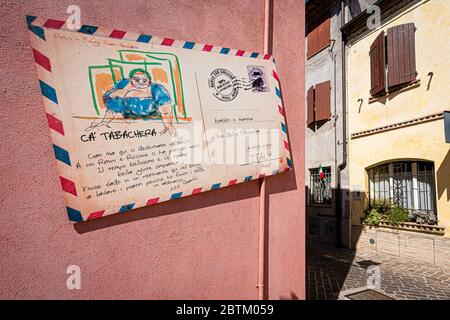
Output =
[
  {"x1": 363, "y1": 201, "x2": 409, "y2": 227},
  {"x1": 385, "y1": 205, "x2": 409, "y2": 225},
  {"x1": 363, "y1": 208, "x2": 382, "y2": 227}
]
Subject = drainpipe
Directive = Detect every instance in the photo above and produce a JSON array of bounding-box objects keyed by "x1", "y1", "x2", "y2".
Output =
[
  {"x1": 258, "y1": 177, "x2": 266, "y2": 300},
  {"x1": 336, "y1": 0, "x2": 347, "y2": 248},
  {"x1": 257, "y1": 0, "x2": 272, "y2": 300}
]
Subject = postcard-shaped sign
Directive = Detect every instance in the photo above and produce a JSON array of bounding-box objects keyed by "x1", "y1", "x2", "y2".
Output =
[{"x1": 26, "y1": 16, "x2": 292, "y2": 222}]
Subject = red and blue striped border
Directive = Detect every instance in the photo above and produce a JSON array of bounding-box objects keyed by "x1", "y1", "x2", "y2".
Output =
[
  {"x1": 26, "y1": 15, "x2": 274, "y2": 61},
  {"x1": 273, "y1": 70, "x2": 293, "y2": 170},
  {"x1": 28, "y1": 16, "x2": 82, "y2": 222},
  {"x1": 27, "y1": 15, "x2": 292, "y2": 222}
]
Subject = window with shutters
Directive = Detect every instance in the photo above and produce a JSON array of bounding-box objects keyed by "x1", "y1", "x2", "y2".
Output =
[
  {"x1": 307, "y1": 16, "x2": 330, "y2": 59},
  {"x1": 369, "y1": 23, "x2": 417, "y2": 97},
  {"x1": 306, "y1": 81, "x2": 331, "y2": 129}
]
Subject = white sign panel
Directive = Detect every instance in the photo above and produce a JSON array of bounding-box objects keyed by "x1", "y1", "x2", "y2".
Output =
[{"x1": 27, "y1": 16, "x2": 293, "y2": 222}]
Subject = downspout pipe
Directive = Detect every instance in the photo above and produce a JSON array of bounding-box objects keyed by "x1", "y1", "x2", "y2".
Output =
[
  {"x1": 336, "y1": 0, "x2": 347, "y2": 248},
  {"x1": 258, "y1": 178, "x2": 266, "y2": 300},
  {"x1": 257, "y1": 0, "x2": 272, "y2": 300}
]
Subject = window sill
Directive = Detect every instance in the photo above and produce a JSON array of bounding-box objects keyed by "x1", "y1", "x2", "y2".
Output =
[
  {"x1": 375, "y1": 221, "x2": 445, "y2": 236},
  {"x1": 369, "y1": 79, "x2": 421, "y2": 103}
]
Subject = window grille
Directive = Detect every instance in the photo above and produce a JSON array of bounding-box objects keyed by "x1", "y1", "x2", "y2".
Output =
[
  {"x1": 309, "y1": 167, "x2": 332, "y2": 205},
  {"x1": 368, "y1": 161, "x2": 437, "y2": 222}
]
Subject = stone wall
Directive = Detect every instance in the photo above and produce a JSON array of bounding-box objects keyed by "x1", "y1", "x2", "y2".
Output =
[{"x1": 353, "y1": 225, "x2": 450, "y2": 267}]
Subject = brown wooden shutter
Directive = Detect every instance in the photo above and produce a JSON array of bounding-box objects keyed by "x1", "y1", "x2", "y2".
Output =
[
  {"x1": 307, "y1": 17, "x2": 330, "y2": 58},
  {"x1": 315, "y1": 80, "x2": 331, "y2": 122},
  {"x1": 307, "y1": 28, "x2": 318, "y2": 58},
  {"x1": 319, "y1": 17, "x2": 330, "y2": 51},
  {"x1": 387, "y1": 23, "x2": 417, "y2": 88},
  {"x1": 307, "y1": 29, "x2": 315, "y2": 58},
  {"x1": 369, "y1": 31, "x2": 386, "y2": 96},
  {"x1": 307, "y1": 86, "x2": 315, "y2": 126}
]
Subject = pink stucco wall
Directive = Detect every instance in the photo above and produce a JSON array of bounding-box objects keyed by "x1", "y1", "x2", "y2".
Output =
[{"x1": 0, "y1": 0, "x2": 305, "y2": 299}]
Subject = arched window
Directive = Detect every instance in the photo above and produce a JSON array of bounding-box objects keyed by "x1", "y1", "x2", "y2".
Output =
[{"x1": 368, "y1": 161, "x2": 437, "y2": 218}]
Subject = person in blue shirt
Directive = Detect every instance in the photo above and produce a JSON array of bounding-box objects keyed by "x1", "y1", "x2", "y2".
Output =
[{"x1": 102, "y1": 68, "x2": 176, "y2": 136}]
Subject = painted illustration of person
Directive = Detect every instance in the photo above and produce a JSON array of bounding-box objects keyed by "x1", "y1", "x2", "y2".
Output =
[{"x1": 100, "y1": 68, "x2": 176, "y2": 136}]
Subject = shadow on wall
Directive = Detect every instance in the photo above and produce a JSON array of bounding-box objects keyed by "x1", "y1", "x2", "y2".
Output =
[
  {"x1": 436, "y1": 149, "x2": 450, "y2": 202},
  {"x1": 74, "y1": 171, "x2": 298, "y2": 234},
  {"x1": 368, "y1": 82, "x2": 421, "y2": 106},
  {"x1": 304, "y1": 186, "x2": 365, "y2": 248},
  {"x1": 280, "y1": 291, "x2": 300, "y2": 300},
  {"x1": 74, "y1": 165, "x2": 297, "y2": 299},
  {"x1": 307, "y1": 119, "x2": 329, "y2": 132},
  {"x1": 305, "y1": 188, "x2": 368, "y2": 300}
]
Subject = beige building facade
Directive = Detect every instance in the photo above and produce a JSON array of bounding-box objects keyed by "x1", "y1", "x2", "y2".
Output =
[{"x1": 344, "y1": 0, "x2": 449, "y2": 264}]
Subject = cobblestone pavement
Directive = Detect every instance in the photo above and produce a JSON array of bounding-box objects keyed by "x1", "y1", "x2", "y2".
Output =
[{"x1": 306, "y1": 242, "x2": 450, "y2": 300}]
